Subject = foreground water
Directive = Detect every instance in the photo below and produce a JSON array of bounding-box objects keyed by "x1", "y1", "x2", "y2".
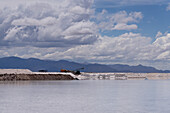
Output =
[{"x1": 0, "y1": 80, "x2": 170, "y2": 113}]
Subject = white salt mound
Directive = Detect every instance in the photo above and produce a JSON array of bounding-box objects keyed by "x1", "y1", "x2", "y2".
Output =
[{"x1": 0, "y1": 69, "x2": 33, "y2": 74}]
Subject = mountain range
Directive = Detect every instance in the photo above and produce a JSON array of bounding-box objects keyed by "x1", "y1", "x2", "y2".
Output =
[{"x1": 0, "y1": 56, "x2": 169, "y2": 73}]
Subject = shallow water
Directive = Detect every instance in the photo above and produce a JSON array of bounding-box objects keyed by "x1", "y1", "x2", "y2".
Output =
[{"x1": 0, "y1": 80, "x2": 170, "y2": 113}]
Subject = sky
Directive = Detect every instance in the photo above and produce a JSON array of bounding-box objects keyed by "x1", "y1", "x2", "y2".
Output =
[{"x1": 0, "y1": 0, "x2": 169, "y2": 70}]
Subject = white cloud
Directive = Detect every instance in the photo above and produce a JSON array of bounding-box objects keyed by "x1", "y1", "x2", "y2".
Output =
[
  {"x1": 21, "y1": 32, "x2": 168, "y2": 63},
  {"x1": 96, "y1": 10, "x2": 143, "y2": 31},
  {"x1": 0, "y1": 1, "x2": 98, "y2": 47},
  {"x1": 0, "y1": 1, "x2": 143, "y2": 48},
  {"x1": 155, "y1": 31, "x2": 163, "y2": 38},
  {"x1": 58, "y1": 33, "x2": 169, "y2": 63},
  {"x1": 0, "y1": 0, "x2": 169, "y2": 70},
  {"x1": 113, "y1": 24, "x2": 138, "y2": 30},
  {"x1": 0, "y1": 32, "x2": 170, "y2": 70},
  {"x1": 153, "y1": 33, "x2": 170, "y2": 53},
  {"x1": 156, "y1": 51, "x2": 170, "y2": 60},
  {"x1": 12, "y1": 17, "x2": 58, "y2": 26}
]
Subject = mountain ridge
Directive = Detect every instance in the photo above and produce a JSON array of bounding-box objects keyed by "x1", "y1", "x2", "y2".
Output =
[{"x1": 0, "y1": 56, "x2": 169, "y2": 73}]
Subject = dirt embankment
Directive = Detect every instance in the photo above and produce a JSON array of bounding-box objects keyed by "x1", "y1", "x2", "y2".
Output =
[{"x1": 0, "y1": 74, "x2": 78, "y2": 81}]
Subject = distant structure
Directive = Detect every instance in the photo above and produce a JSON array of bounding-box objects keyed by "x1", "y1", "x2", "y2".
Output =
[
  {"x1": 39, "y1": 70, "x2": 48, "y2": 72},
  {"x1": 0, "y1": 69, "x2": 33, "y2": 74},
  {"x1": 115, "y1": 74, "x2": 127, "y2": 80},
  {"x1": 60, "y1": 67, "x2": 84, "y2": 75}
]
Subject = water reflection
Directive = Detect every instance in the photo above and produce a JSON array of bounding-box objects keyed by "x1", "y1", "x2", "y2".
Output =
[{"x1": 0, "y1": 80, "x2": 170, "y2": 113}]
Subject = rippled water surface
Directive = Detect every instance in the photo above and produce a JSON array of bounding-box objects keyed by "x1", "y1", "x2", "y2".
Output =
[{"x1": 0, "y1": 80, "x2": 170, "y2": 113}]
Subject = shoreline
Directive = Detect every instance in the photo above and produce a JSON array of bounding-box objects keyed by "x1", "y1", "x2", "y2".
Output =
[
  {"x1": 81, "y1": 72, "x2": 170, "y2": 80},
  {"x1": 0, "y1": 69, "x2": 170, "y2": 81}
]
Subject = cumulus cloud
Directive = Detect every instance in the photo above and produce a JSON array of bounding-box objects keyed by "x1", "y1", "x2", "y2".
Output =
[
  {"x1": 0, "y1": 32, "x2": 170, "y2": 69},
  {"x1": 40, "y1": 32, "x2": 169, "y2": 69},
  {"x1": 96, "y1": 10, "x2": 143, "y2": 31},
  {"x1": 47, "y1": 33, "x2": 151, "y2": 61},
  {"x1": 22, "y1": 32, "x2": 168, "y2": 63},
  {"x1": 0, "y1": 1, "x2": 143, "y2": 48},
  {"x1": 153, "y1": 33, "x2": 170, "y2": 60},
  {"x1": 0, "y1": 1, "x2": 98, "y2": 47},
  {"x1": 0, "y1": 0, "x2": 169, "y2": 70}
]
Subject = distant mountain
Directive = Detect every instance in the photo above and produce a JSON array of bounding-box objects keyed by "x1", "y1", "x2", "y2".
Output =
[
  {"x1": 0, "y1": 57, "x2": 83, "y2": 72},
  {"x1": 108, "y1": 64, "x2": 163, "y2": 73},
  {"x1": 0, "y1": 56, "x2": 169, "y2": 73}
]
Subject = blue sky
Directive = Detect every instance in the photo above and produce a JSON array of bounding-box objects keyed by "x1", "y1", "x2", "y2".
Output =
[
  {"x1": 94, "y1": 2, "x2": 170, "y2": 38},
  {"x1": 0, "y1": 0, "x2": 169, "y2": 70}
]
